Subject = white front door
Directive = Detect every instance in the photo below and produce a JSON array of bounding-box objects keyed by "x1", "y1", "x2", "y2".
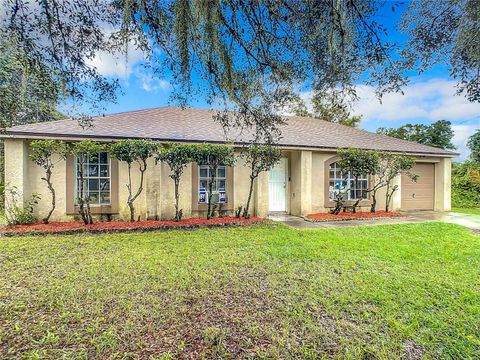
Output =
[{"x1": 269, "y1": 158, "x2": 287, "y2": 212}]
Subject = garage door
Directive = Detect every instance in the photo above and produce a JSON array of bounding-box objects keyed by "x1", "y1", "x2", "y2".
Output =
[{"x1": 401, "y1": 163, "x2": 435, "y2": 210}]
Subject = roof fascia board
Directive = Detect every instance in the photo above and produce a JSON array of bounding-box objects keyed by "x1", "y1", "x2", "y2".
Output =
[{"x1": 0, "y1": 132, "x2": 458, "y2": 157}]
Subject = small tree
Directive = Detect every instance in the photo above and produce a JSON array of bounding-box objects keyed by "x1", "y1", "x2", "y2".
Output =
[
  {"x1": 337, "y1": 148, "x2": 379, "y2": 213},
  {"x1": 241, "y1": 144, "x2": 281, "y2": 218},
  {"x1": 110, "y1": 139, "x2": 157, "y2": 222},
  {"x1": 157, "y1": 143, "x2": 196, "y2": 221},
  {"x1": 380, "y1": 154, "x2": 417, "y2": 212},
  {"x1": 467, "y1": 130, "x2": 480, "y2": 164},
  {"x1": 195, "y1": 144, "x2": 235, "y2": 219},
  {"x1": 70, "y1": 140, "x2": 106, "y2": 225},
  {"x1": 29, "y1": 140, "x2": 68, "y2": 223}
]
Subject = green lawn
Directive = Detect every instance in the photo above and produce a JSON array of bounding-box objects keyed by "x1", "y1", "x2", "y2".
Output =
[
  {"x1": 1, "y1": 223, "x2": 479, "y2": 359},
  {"x1": 452, "y1": 207, "x2": 480, "y2": 215}
]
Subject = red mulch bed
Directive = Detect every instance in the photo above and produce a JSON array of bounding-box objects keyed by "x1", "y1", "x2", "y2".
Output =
[
  {"x1": 1, "y1": 217, "x2": 264, "y2": 237},
  {"x1": 306, "y1": 211, "x2": 403, "y2": 222}
]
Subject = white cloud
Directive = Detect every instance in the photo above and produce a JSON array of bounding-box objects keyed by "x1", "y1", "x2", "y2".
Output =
[
  {"x1": 352, "y1": 79, "x2": 480, "y2": 122},
  {"x1": 452, "y1": 121, "x2": 480, "y2": 161},
  {"x1": 86, "y1": 46, "x2": 144, "y2": 79},
  {"x1": 297, "y1": 78, "x2": 480, "y2": 160},
  {"x1": 137, "y1": 72, "x2": 171, "y2": 92}
]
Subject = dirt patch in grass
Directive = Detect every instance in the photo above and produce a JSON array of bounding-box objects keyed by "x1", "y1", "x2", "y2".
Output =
[
  {"x1": 306, "y1": 210, "x2": 403, "y2": 222},
  {"x1": 1, "y1": 217, "x2": 264, "y2": 236}
]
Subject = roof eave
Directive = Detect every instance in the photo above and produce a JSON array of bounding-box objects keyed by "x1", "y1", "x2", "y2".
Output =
[{"x1": 0, "y1": 131, "x2": 459, "y2": 158}]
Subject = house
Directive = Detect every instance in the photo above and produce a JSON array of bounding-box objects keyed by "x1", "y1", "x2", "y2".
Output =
[{"x1": 2, "y1": 106, "x2": 456, "y2": 221}]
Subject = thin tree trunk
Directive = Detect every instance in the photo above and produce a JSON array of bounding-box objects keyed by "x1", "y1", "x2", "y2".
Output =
[
  {"x1": 370, "y1": 191, "x2": 377, "y2": 213},
  {"x1": 243, "y1": 176, "x2": 255, "y2": 218},
  {"x1": 42, "y1": 166, "x2": 55, "y2": 224},
  {"x1": 174, "y1": 177, "x2": 181, "y2": 221},
  {"x1": 127, "y1": 160, "x2": 147, "y2": 222},
  {"x1": 77, "y1": 163, "x2": 89, "y2": 225},
  {"x1": 207, "y1": 166, "x2": 216, "y2": 219}
]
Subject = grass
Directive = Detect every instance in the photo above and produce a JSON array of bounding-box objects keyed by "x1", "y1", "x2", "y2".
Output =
[
  {"x1": 452, "y1": 207, "x2": 480, "y2": 215},
  {"x1": 1, "y1": 223, "x2": 479, "y2": 359}
]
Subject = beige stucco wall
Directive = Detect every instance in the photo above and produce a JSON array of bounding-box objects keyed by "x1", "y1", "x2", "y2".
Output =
[{"x1": 4, "y1": 138, "x2": 454, "y2": 221}]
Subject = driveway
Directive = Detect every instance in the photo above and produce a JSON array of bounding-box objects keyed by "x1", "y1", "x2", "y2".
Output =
[{"x1": 269, "y1": 211, "x2": 480, "y2": 230}]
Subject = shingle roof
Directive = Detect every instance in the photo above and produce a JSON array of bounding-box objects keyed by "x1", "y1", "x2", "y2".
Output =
[{"x1": 3, "y1": 106, "x2": 457, "y2": 156}]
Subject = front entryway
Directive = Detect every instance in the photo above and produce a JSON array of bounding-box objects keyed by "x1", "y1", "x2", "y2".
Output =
[{"x1": 269, "y1": 158, "x2": 287, "y2": 212}]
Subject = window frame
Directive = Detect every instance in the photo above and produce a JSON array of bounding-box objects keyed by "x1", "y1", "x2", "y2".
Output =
[
  {"x1": 74, "y1": 152, "x2": 112, "y2": 206},
  {"x1": 328, "y1": 161, "x2": 369, "y2": 201},
  {"x1": 198, "y1": 164, "x2": 227, "y2": 204}
]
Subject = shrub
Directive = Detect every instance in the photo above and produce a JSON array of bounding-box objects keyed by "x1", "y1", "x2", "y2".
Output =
[
  {"x1": 452, "y1": 161, "x2": 480, "y2": 208},
  {"x1": 4, "y1": 186, "x2": 41, "y2": 225}
]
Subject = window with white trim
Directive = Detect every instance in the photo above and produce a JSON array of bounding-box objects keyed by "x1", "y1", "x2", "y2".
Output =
[
  {"x1": 75, "y1": 152, "x2": 111, "y2": 205},
  {"x1": 198, "y1": 164, "x2": 227, "y2": 203},
  {"x1": 328, "y1": 162, "x2": 368, "y2": 201}
]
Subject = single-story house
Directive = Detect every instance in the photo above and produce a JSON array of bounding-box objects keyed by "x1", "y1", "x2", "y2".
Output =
[{"x1": 2, "y1": 106, "x2": 457, "y2": 221}]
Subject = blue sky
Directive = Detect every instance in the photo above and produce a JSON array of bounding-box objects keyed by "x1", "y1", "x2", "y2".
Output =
[{"x1": 83, "y1": 2, "x2": 479, "y2": 161}]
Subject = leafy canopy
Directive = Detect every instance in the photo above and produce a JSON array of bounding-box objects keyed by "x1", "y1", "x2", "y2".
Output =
[
  {"x1": 0, "y1": 35, "x2": 64, "y2": 128},
  {"x1": 242, "y1": 144, "x2": 281, "y2": 179},
  {"x1": 467, "y1": 130, "x2": 480, "y2": 163},
  {"x1": 194, "y1": 144, "x2": 236, "y2": 168},
  {"x1": 337, "y1": 148, "x2": 380, "y2": 177},
  {"x1": 4, "y1": 0, "x2": 479, "y2": 134},
  {"x1": 69, "y1": 140, "x2": 106, "y2": 159},
  {"x1": 109, "y1": 140, "x2": 157, "y2": 164},
  {"x1": 293, "y1": 93, "x2": 362, "y2": 128},
  {"x1": 157, "y1": 143, "x2": 197, "y2": 178},
  {"x1": 29, "y1": 140, "x2": 68, "y2": 168},
  {"x1": 377, "y1": 120, "x2": 455, "y2": 150}
]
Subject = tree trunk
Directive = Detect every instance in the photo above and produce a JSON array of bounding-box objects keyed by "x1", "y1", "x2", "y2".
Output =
[
  {"x1": 42, "y1": 167, "x2": 55, "y2": 224},
  {"x1": 243, "y1": 176, "x2": 255, "y2": 218},
  {"x1": 77, "y1": 164, "x2": 90, "y2": 225},
  {"x1": 174, "y1": 177, "x2": 181, "y2": 221},
  {"x1": 207, "y1": 166, "x2": 216, "y2": 219},
  {"x1": 352, "y1": 198, "x2": 361, "y2": 213},
  {"x1": 385, "y1": 183, "x2": 391, "y2": 212},
  {"x1": 370, "y1": 192, "x2": 377, "y2": 213},
  {"x1": 128, "y1": 202, "x2": 135, "y2": 222}
]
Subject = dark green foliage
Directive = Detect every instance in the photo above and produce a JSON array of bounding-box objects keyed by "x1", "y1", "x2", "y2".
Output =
[
  {"x1": 110, "y1": 140, "x2": 157, "y2": 222},
  {"x1": 0, "y1": 35, "x2": 64, "y2": 129},
  {"x1": 7, "y1": 0, "x2": 479, "y2": 144},
  {"x1": 157, "y1": 143, "x2": 198, "y2": 221},
  {"x1": 240, "y1": 144, "x2": 281, "y2": 218},
  {"x1": 70, "y1": 141, "x2": 107, "y2": 225},
  {"x1": 194, "y1": 144, "x2": 235, "y2": 219},
  {"x1": 4, "y1": 186, "x2": 40, "y2": 225},
  {"x1": 452, "y1": 161, "x2": 480, "y2": 208},
  {"x1": 293, "y1": 94, "x2": 362, "y2": 127},
  {"x1": 402, "y1": 0, "x2": 480, "y2": 102},
  {"x1": 338, "y1": 149, "x2": 416, "y2": 213},
  {"x1": 467, "y1": 130, "x2": 480, "y2": 164},
  {"x1": 0, "y1": 35, "x2": 65, "y2": 209},
  {"x1": 377, "y1": 120, "x2": 455, "y2": 150},
  {"x1": 337, "y1": 148, "x2": 380, "y2": 212},
  {"x1": 29, "y1": 140, "x2": 68, "y2": 224}
]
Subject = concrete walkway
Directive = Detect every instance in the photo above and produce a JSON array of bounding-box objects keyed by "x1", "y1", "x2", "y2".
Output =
[{"x1": 269, "y1": 211, "x2": 480, "y2": 230}]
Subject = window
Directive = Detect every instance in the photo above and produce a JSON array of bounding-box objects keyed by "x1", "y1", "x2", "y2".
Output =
[
  {"x1": 198, "y1": 164, "x2": 227, "y2": 203},
  {"x1": 328, "y1": 162, "x2": 368, "y2": 201},
  {"x1": 75, "y1": 152, "x2": 111, "y2": 205}
]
